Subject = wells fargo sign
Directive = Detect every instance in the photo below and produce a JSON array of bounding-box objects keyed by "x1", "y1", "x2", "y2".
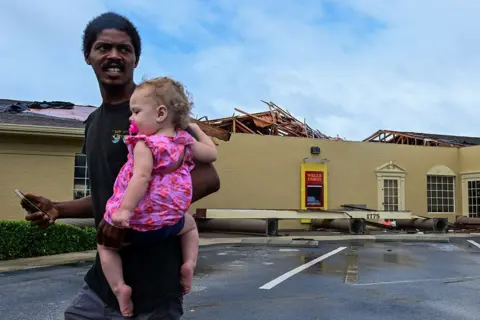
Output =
[{"x1": 305, "y1": 171, "x2": 323, "y2": 185}]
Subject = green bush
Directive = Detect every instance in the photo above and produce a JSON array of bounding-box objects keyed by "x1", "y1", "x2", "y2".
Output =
[{"x1": 0, "y1": 220, "x2": 97, "y2": 260}]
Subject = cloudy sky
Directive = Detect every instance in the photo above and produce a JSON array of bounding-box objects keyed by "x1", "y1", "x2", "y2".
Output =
[{"x1": 1, "y1": 0, "x2": 479, "y2": 140}]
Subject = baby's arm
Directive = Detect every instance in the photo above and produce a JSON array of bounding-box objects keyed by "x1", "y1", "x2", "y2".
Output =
[
  {"x1": 188, "y1": 123, "x2": 218, "y2": 163},
  {"x1": 112, "y1": 140, "x2": 153, "y2": 227}
]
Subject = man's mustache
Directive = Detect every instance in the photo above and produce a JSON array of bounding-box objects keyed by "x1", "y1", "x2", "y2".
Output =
[{"x1": 102, "y1": 61, "x2": 125, "y2": 71}]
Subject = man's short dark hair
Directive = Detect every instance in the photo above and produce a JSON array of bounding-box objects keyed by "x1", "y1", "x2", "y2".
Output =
[{"x1": 82, "y1": 12, "x2": 141, "y2": 60}]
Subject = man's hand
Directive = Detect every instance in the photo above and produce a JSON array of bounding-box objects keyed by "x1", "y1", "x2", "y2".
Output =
[
  {"x1": 97, "y1": 218, "x2": 129, "y2": 249},
  {"x1": 22, "y1": 194, "x2": 59, "y2": 229}
]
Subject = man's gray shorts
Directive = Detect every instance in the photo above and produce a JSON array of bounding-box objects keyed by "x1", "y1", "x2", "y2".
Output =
[{"x1": 64, "y1": 283, "x2": 183, "y2": 319}]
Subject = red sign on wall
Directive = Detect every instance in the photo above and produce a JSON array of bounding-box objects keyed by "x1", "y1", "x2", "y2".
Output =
[
  {"x1": 305, "y1": 170, "x2": 324, "y2": 208},
  {"x1": 306, "y1": 171, "x2": 323, "y2": 185}
]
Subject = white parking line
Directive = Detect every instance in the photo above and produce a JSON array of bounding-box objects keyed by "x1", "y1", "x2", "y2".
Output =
[
  {"x1": 467, "y1": 240, "x2": 480, "y2": 249},
  {"x1": 259, "y1": 246, "x2": 347, "y2": 290},
  {"x1": 351, "y1": 276, "x2": 480, "y2": 286}
]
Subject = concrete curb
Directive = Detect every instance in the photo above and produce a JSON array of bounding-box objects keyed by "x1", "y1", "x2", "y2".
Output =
[
  {"x1": 0, "y1": 238, "x2": 243, "y2": 273},
  {"x1": 239, "y1": 233, "x2": 479, "y2": 247}
]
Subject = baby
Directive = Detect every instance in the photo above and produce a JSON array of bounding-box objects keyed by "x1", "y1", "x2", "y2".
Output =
[{"x1": 97, "y1": 76, "x2": 217, "y2": 317}]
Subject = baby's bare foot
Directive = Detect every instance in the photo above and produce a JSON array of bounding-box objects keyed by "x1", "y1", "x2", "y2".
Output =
[
  {"x1": 114, "y1": 284, "x2": 134, "y2": 317},
  {"x1": 181, "y1": 261, "x2": 195, "y2": 295}
]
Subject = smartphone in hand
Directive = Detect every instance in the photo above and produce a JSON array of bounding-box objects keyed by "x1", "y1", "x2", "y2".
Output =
[{"x1": 14, "y1": 189, "x2": 46, "y2": 214}]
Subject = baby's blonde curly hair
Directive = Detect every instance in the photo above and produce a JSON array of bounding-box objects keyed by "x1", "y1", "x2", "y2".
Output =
[{"x1": 136, "y1": 76, "x2": 193, "y2": 129}]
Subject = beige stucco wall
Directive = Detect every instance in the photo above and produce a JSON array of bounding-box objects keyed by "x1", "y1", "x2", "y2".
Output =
[
  {"x1": 2, "y1": 131, "x2": 477, "y2": 224},
  {"x1": 0, "y1": 135, "x2": 82, "y2": 220},
  {"x1": 459, "y1": 145, "x2": 480, "y2": 173},
  {"x1": 192, "y1": 133, "x2": 461, "y2": 222}
]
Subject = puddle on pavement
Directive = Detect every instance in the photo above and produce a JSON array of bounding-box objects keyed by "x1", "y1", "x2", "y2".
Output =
[
  {"x1": 298, "y1": 244, "x2": 416, "y2": 280},
  {"x1": 194, "y1": 264, "x2": 226, "y2": 277},
  {"x1": 188, "y1": 302, "x2": 221, "y2": 311}
]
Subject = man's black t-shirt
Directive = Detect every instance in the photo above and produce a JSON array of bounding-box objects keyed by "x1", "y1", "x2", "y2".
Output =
[{"x1": 81, "y1": 101, "x2": 184, "y2": 313}]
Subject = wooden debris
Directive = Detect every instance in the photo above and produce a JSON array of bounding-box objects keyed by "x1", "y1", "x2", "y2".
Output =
[
  {"x1": 363, "y1": 130, "x2": 479, "y2": 147},
  {"x1": 190, "y1": 118, "x2": 230, "y2": 142},
  {"x1": 200, "y1": 101, "x2": 340, "y2": 140}
]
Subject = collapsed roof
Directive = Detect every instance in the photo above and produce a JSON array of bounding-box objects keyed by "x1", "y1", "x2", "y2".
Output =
[
  {"x1": 200, "y1": 100, "x2": 342, "y2": 140},
  {"x1": 364, "y1": 130, "x2": 480, "y2": 147}
]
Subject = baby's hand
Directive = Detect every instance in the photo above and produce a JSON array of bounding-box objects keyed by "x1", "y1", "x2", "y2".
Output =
[{"x1": 111, "y1": 209, "x2": 132, "y2": 228}]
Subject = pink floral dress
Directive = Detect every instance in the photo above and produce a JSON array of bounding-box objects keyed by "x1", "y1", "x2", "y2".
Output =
[{"x1": 103, "y1": 129, "x2": 196, "y2": 232}]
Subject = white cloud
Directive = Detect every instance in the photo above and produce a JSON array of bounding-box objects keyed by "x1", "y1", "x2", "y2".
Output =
[
  {"x1": 0, "y1": 1, "x2": 108, "y2": 105},
  {"x1": 1, "y1": 0, "x2": 480, "y2": 140}
]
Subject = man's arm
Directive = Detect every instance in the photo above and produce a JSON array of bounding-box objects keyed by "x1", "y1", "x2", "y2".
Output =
[
  {"x1": 23, "y1": 194, "x2": 94, "y2": 228},
  {"x1": 54, "y1": 195, "x2": 94, "y2": 219}
]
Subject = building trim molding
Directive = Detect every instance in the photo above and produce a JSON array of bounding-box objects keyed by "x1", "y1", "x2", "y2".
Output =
[
  {"x1": 0, "y1": 149, "x2": 75, "y2": 157},
  {"x1": 0, "y1": 124, "x2": 84, "y2": 139},
  {"x1": 426, "y1": 165, "x2": 456, "y2": 176}
]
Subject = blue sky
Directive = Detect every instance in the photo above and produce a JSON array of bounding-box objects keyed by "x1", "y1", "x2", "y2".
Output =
[{"x1": 1, "y1": 0, "x2": 480, "y2": 140}]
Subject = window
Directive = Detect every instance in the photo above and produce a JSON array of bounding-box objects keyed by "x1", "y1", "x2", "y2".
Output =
[
  {"x1": 383, "y1": 179, "x2": 399, "y2": 211},
  {"x1": 467, "y1": 180, "x2": 480, "y2": 218},
  {"x1": 306, "y1": 185, "x2": 323, "y2": 207},
  {"x1": 427, "y1": 175, "x2": 455, "y2": 213},
  {"x1": 73, "y1": 154, "x2": 90, "y2": 199},
  {"x1": 375, "y1": 161, "x2": 406, "y2": 211}
]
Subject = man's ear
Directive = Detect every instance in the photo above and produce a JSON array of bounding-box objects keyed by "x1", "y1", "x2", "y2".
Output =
[
  {"x1": 85, "y1": 54, "x2": 91, "y2": 65},
  {"x1": 156, "y1": 105, "x2": 168, "y2": 122}
]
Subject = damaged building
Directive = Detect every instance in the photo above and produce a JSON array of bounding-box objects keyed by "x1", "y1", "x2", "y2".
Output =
[{"x1": 2, "y1": 99, "x2": 480, "y2": 231}]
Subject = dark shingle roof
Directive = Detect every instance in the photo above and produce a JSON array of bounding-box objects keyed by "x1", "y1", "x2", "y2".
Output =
[
  {"x1": 403, "y1": 131, "x2": 480, "y2": 146},
  {"x1": 0, "y1": 98, "x2": 88, "y2": 129},
  {"x1": 0, "y1": 112, "x2": 85, "y2": 128}
]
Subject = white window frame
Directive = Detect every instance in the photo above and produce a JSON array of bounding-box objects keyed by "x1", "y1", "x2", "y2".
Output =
[
  {"x1": 461, "y1": 172, "x2": 480, "y2": 217},
  {"x1": 375, "y1": 161, "x2": 406, "y2": 211},
  {"x1": 426, "y1": 165, "x2": 456, "y2": 214},
  {"x1": 73, "y1": 153, "x2": 90, "y2": 199}
]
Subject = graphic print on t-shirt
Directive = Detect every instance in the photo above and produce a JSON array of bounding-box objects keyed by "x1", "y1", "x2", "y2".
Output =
[{"x1": 111, "y1": 129, "x2": 129, "y2": 144}]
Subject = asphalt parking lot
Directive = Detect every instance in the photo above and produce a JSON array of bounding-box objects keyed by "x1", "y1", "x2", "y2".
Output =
[{"x1": 2, "y1": 238, "x2": 480, "y2": 319}]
